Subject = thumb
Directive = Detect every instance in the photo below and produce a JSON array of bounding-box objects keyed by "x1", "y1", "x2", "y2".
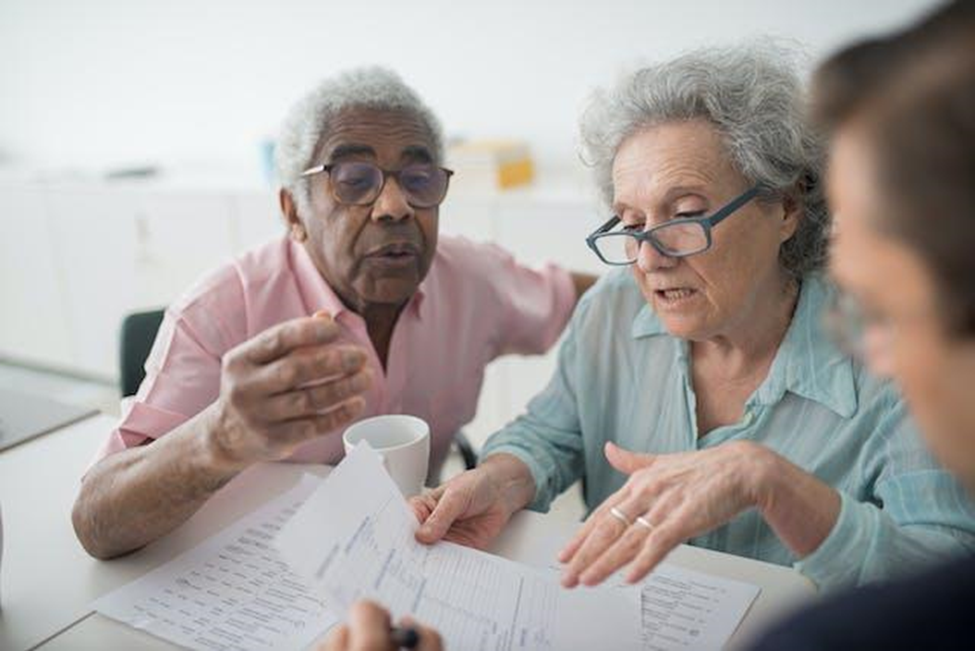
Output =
[
  {"x1": 409, "y1": 494, "x2": 435, "y2": 525},
  {"x1": 416, "y1": 490, "x2": 466, "y2": 544},
  {"x1": 605, "y1": 441, "x2": 654, "y2": 475}
]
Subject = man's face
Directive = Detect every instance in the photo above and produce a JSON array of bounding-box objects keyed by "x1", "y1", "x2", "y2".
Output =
[
  {"x1": 295, "y1": 108, "x2": 440, "y2": 313},
  {"x1": 828, "y1": 124, "x2": 975, "y2": 490}
]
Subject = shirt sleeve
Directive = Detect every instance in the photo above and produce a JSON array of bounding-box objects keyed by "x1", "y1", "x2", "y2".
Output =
[
  {"x1": 90, "y1": 299, "x2": 230, "y2": 467},
  {"x1": 480, "y1": 299, "x2": 587, "y2": 511},
  {"x1": 795, "y1": 394, "x2": 975, "y2": 589},
  {"x1": 485, "y1": 244, "x2": 576, "y2": 356}
]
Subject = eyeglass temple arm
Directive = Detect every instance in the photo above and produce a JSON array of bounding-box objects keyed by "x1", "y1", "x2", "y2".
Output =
[
  {"x1": 585, "y1": 216, "x2": 621, "y2": 260},
  {"x1": 300, "y1": 165, "x2": 328, "y2": 177},
  {"x1": 706, "y1": 185, "x2": 762, "y2": 227},
  {"x1": 594, "y1": 215, "x2": 620, "y2": 234}
]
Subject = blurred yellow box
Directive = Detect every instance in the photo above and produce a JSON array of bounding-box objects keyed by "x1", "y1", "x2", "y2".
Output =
[{"x1": 446, "y1": 139, "x2": 535, "y2": 191}]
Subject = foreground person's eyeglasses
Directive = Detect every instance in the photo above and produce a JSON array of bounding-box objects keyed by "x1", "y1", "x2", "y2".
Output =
[{"x1": 824, "y1": 289, "x2": 899, "y2": 369}]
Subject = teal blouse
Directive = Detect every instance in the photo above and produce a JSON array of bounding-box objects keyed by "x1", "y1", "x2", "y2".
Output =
[{"x1": 482, "y1": 271, "x2": 975, "y2": 590}]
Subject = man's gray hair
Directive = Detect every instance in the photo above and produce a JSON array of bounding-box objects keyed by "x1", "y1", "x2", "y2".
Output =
[
  {"x1": 275, "y1": 66, "x2": 444, "y2": 207},
  {"x1": 579, "y1": 43, "x2": 829, "y2": 279}
]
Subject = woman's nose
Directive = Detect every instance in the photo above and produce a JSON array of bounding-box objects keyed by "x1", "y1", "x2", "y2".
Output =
[{"x1": 635, "y1": 239, "x2": 678, "y2": 273}]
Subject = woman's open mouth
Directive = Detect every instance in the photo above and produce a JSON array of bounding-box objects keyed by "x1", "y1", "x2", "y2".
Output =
[{"x1": 654, "y1": 287, "x2": 699, "y2": 305}]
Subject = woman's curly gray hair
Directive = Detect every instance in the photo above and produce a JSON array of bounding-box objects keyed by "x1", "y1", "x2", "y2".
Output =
[
  {"x1": 579, "y1": 43, "x2": 829, "y2": 279},
  {"x1": 275, "y1": 66, "x2": 444, "y2": 211}
]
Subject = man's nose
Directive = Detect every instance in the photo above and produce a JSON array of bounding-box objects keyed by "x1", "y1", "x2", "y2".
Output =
[{"x1": 370, "y1": 176, "x2": 414, "y2": 222}]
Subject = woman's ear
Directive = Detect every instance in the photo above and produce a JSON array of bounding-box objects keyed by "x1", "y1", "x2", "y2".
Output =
[
  {"x1": 279, "y1": 189, "x2": 307, "y2": 242},
  {"x1": 779, "y1": 190, "x2": 803, "y2": 243}
]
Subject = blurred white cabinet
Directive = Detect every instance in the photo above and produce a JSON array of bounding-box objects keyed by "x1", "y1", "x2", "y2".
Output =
[
  {"x1": 440, "y1": 191, "x2": 604, "y2": 445},
  {"x1": 0, "y1": 176, "x2": 601, "y2": 438},
  {"x1": 41, "y1": 187, "x2": 236, "y2": 377},
  {"x1": 231, "y1": 191, "x2": 287, "y2": 252},
  {"x1": 0, "y1": 186, "x2": 73, "y2": 369}
]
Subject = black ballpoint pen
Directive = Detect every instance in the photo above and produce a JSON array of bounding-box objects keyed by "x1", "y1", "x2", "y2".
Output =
[{"x1": 390, "y1": 626, "x2": 420, "y2": 649}]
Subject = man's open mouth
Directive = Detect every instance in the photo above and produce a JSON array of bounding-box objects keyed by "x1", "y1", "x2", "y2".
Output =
[{"x1": 369, "y1": 242, "x2": 420, "y2": 257}]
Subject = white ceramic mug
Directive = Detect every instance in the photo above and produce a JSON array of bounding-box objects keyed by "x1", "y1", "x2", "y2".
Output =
[{"x1": 342, "y1": 415, "x2": 430, "y2": 497}]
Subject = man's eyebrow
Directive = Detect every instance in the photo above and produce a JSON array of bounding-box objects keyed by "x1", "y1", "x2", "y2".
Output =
[
  {"x1": 327, "y1": 144, "x2": 376, "y2": 162},
  {"x1": 401, "y1": 145, "x2": 434, "y2": 163}
]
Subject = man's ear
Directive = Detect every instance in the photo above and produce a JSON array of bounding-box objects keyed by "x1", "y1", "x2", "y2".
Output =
[
  {"x1": 279, "y1": 188, "x2": 300, "y2": 228},
  {"x1": 280, "y1": 189, "x2": 307, "y2": 242}
]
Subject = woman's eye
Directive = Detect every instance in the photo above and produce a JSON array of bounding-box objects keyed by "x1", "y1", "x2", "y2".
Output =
[
  {"x1": 621, "y1": 223, "x2": 643, "y2": 232},
  {"x1": 676, "y1": 211, "x2": 706, "y2": 219}
]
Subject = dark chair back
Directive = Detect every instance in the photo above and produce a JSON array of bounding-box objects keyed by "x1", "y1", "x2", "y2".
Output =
[{"x1": 119, "y1": 309, "x2": 166, "y2": 397}]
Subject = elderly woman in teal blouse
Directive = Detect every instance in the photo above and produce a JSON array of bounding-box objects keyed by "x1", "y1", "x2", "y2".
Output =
[{"x1": 411, "y1": 44, "x2": 975, "y2": 592}]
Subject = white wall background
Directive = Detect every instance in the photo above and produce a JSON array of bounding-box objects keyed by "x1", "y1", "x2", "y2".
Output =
[{"x1": 0, "y1": 0, "x2": 942, "y2": 176}]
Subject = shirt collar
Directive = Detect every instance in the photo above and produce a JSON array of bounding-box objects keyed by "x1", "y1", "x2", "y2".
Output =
[
  {"x1": 290, "y1": 238, "x2": 426, "y2": 321},
  {"x1": 630, "y1": 274, "x2": 857, "y2": 418},
  {"x1": 754, "y1": 274, "x2": 857, "y2": 418}
]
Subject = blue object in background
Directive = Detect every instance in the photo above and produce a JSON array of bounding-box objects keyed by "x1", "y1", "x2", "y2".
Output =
[{"x1": 260, "y1": 139, "x2": 276, "y2": 185}]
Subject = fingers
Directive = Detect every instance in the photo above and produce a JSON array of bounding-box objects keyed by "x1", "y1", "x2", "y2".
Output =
[
  {"x1": 261, "y1": 368, "x2": 372, "y2": 421},
  {"x1": 346, "y1": 601, "x2": 394, "y2": 651},
  {"x1": 561, "y1": 503, "x2": 630, "y2": 587},
  {"x1": 559, "y1": 444, "x2": 655, "y2": 568},
  {"x1": 322, "y1": 603, "x2": 444, "y2": 651},
  {"x1": 245, "y1": 315, "x2": 341, "y2": 365},
  {"x1": 577, "y1": 523, "x2": 648, "y2": 586},
  {"x1": 322, "y1": 622, "x2": 349, "y2": 651},
  {"x1": 267, "y1": 397, "x2": 367, "y2": 449},
  {"x1": 625, "y1": 518, "x2": 684, "y2": 584},
  {"x1": 409, "y1": 492, "x2": 437, "y2": 525},
  {"x1": 415, "y1": 487, "x2": 468, "y2": 545},
  {"x1": 255, "y1": 345, "x2": 368, "y2": 395},
  {"x1": 399, "y1": 616, "x2": 444, "y2": 651},
  {"x1": 558, "y1": 493, "x2": 625, "y2": 564},
  {"x1": 605, "y1": 441, "x2": 656, "y2": 475}
]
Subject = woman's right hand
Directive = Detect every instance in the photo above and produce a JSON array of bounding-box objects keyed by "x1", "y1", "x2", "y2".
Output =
[{"x1": 410, "y1": 454, "x2": 535, "y2": 550}]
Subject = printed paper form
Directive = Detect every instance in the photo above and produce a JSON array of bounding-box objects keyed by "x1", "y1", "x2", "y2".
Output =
[
  {"x1": 637, "y1": 563, "x2": 758, "y2": 650},
  {"x1": 93, "y1": 475, "x2": 336, "y2": 651},
  {"x1": 492, "y1": 522, "x2": 760, "y2": 650},
  {"x1": 526, "y1": 559, "x2": 759, "y2": 650},
  {"x1": 275, "y1": 443, "x2": 643, "y2": 651}
]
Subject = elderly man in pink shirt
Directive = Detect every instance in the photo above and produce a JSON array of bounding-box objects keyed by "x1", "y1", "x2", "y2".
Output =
[{"x1": 72, "y1": 67, "x2": 594, "y2": 559}]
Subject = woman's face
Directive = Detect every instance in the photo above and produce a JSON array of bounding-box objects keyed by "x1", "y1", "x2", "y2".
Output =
[
  {"x1": 612, "y1": 120, "x2": 799, "y2": 342},
  {"x1": 828, "y1": 125, "x2": 975, "y2": 488}
]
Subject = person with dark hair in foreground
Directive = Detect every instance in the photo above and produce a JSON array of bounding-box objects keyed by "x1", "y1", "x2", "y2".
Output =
[{"x1": 751, "y1": 1, "x2": 975, "y2": 648}]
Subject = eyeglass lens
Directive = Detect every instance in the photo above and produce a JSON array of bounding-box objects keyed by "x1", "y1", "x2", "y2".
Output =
[
  {"x1": 329, "y1": 162, "x2": 448, "y2": 207},
  {"x1": 597, "y1": 221, "x2": 710, "y2": 263}
]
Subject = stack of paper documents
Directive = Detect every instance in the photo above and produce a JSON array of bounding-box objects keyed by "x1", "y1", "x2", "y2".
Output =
[
  {"x1": 94, "y1": 444, "x2": 760, "y2": 650},
  {"x1": 276, "y1": 443, "x2": 643, "y2": 650}
]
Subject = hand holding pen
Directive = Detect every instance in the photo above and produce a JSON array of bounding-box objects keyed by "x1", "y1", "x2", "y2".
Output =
[{"x1": 321, "y1": 601, "x2": 443, "y2": 651}]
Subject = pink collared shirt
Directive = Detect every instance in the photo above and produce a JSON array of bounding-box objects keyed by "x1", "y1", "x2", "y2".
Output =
[{"x1": 94, "y1": 235, "x2": 575, "y2": 474}]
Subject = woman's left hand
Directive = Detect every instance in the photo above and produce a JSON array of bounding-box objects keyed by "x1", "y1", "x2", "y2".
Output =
[{"x1": 560, "y1": 440, "x2": 777, "y2": 588}]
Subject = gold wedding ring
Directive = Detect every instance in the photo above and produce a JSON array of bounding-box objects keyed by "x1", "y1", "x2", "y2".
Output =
[
  {"x1": 635, "y1": 516, "x2": 654, "y2": 531},
  {"x1": 609, "y1": 506, "x2": 632, "y2": 527}
]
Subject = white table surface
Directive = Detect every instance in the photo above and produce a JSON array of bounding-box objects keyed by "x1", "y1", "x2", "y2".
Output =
[{"x1": 1, "y1": 415, "x2": 817, "y2": 651}]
